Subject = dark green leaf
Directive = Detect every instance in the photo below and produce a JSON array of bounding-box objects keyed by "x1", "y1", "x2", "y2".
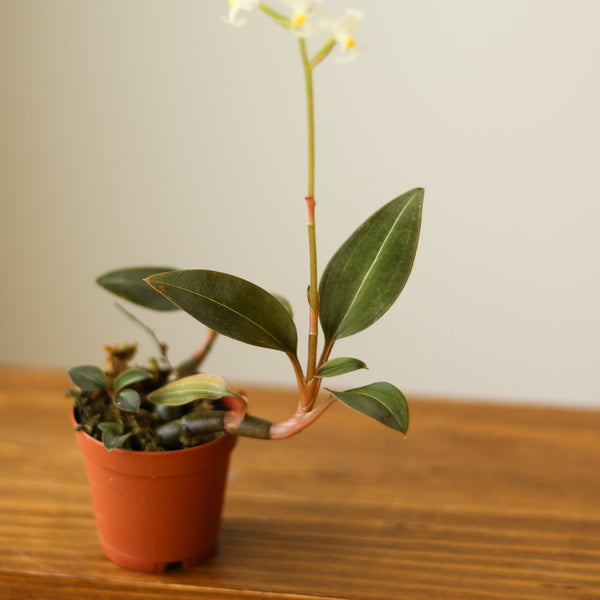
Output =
[
  {"x1": 146, "y1": 270, "x2": 298, "y2": 354},
  {"x1": 148, "y1": 374, "x2": 238, "y2": 406},
  {"x1": 114, "y1": 368, "x2": 153, "y2": 393},
  {"x1": 319, "y1": 188, "x2": 424, "y2": 341},
  {"x1": 326, "y1": 382, "x2": 409, "y2": 433},
  {"x1": 98, "y1": 422, "x2": 132, "y2": 451},
  {"x1": 114, "y1": 388, "x2": 141, "y2": 412},
  {"x1": 316, "y1": 357, "x2": 368, "y2": 378},
  {"x1": 97, "y1": 266, "x2": 179, "y2": 311},
  {"x1": 68, "y1": 365, "x2": 107, "y2": 392}
]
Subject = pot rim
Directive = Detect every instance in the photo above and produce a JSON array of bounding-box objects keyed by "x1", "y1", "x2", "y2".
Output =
[
  {"x1": 72, "y1": 408, "x2": 237, "y2": 476},
  {"x1": 72, "y1": 410, "x2": 230, "y2": 454}
]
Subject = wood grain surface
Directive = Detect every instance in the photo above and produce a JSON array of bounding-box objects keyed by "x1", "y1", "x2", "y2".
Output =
[{"x1": 1, "y1": 366, "x2": 599, "y2": 599}]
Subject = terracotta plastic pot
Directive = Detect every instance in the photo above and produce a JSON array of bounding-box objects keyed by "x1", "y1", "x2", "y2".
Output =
[{"x1": 74, "y1": 413, "x2": 237, "y2": 573}]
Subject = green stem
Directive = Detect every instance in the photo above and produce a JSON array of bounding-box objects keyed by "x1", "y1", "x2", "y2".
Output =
[
  {"x1": 114, "y1": 302, "x2": 171, "y2": 369},
  {"x1": 299, "y1": 38, "x2": 319, "y2": 384},
  {"x1": 310, "y1": 37, "x2": 336, "y2": 69},
  {"x1": 258, "y1": 4, "x2": 289, "y2": 27},
  {"x1": 299, "y1": 38, "x2": 315, "y2": 200},
  {"x1": 308, "y1": 337, "x2": 335, "y2": 409}
]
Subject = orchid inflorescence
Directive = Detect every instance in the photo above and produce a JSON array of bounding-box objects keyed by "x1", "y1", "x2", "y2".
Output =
[{"x1": 223, "y1": 0, "x2": 364, "y2": 63}]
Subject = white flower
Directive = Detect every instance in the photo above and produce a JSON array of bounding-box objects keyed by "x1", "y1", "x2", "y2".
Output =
[
  {"x1": 222, "y1": 0, "x2": 259, "y2": 28},
  {"x1": 281, "y1": 0, "x2": 321, "y2": 37},
  {"x1": 326, "y1": 9, "x2": 364, "y2": 62}
]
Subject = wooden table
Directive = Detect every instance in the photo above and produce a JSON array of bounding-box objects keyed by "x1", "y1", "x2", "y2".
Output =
[{"x1": 1, "y1": 366, "x2": 599, "y2": 599}]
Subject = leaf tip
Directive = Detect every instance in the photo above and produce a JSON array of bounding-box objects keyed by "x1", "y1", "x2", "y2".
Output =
[{"x1": 145, "y1": 276, "x2": 165, "y2": 295}]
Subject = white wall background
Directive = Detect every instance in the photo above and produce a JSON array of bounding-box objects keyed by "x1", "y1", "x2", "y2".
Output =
[{"x1": 2, "y1": 0, "x2": 599, "y2": 407}]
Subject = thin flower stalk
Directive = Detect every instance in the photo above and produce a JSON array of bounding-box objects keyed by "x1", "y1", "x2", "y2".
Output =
[
  {"x1": 299, "y1": 37, "x2": 320, "y2": 386},
  {"x1": 310, "y1": 36, "x2": 336, "y2": 68},
  {"x1": 258, "y1": 3, "x2": 289, "y2": 27}
]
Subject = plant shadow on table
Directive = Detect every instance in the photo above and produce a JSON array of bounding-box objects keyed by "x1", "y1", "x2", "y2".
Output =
[{"x1": 165, "y1": 505, "x2": 416, "y2": 599}]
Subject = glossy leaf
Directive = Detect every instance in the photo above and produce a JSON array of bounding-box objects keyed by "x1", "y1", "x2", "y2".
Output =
[
  {"x1": 114, "y1": 388, "x2": 141, "y2": 412},
  {"x1": 146, "y1": 270, "x2": 298, "y2": 354},
  {"x1": 316, "y1": 357, "x2": 368, "y2": 378},
  {"x1": 68, "y1": 365, "x2": 107, "y2": 392},
  {"x1": 326, "y1": 382, "x2": 409, "y2": 433},
  {"x1": 148, "y1": 374, "x2": 238, "y2": 407},
  {"x1": 114, "y1": 368, "x2": 153, "y2": 393},
  {"x1": 97, "y1": 267, "x2": 179, "y2": 311},
  {"x1": 319, "y1": 188, "x2": 424, "y2": 341},
  {"x1": 98, "y1": 422, "x2": 132, "y2": 451}
]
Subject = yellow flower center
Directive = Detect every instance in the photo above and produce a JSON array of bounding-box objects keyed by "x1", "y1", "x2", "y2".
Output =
[
  {"x1": 291, "y1": 11, "x2": 308, "y2": 28},
  {"x1": 229, "y1": 0, "x2": 236, "y2": 7},
  {"x1": 342, "y1": 36, "x2": 355, "y2": 50}
]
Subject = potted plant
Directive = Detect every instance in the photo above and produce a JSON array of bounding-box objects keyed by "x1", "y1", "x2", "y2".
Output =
[{"x1": 69, "y1": 0, "x2": 423, "y2": 573}]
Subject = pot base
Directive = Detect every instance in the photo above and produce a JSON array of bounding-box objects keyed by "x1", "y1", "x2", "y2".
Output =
[{"x1": 100, "y1": 540, "x2": 216, "y2": 573}]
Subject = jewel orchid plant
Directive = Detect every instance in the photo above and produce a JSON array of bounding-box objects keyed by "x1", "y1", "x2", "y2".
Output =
[{"x1": 69, "y1": 1, "x2": 423, "y2": 451}]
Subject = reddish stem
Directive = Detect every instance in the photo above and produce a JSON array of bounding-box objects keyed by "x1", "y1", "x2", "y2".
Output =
[
  {"x1": 191, "y1": 329, "x2": 218, "y2": 367},
  {"x1": 306, "y1": 195, "x2": 319, "y2": 383},
  {"x1": 269, "y1": 396, "x2": 336, "y2": 439}
]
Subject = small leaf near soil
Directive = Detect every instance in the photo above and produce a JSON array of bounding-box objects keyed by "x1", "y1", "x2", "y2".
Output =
[
  {"x1": 113, "y1": 368, "x2": 153, "y2": 393},
  {"x1": 98, "y1": 422, "x2": 132, "y2": 451},
  {"x1": 68, "y1": 365, "x2": 108, "y2": 392},
  {"x1": 114, "y1": 388, "x2": 141, "y2": 412},
  {"x1": 148, "y1": 373, "x2": 238, "y2": 407}
]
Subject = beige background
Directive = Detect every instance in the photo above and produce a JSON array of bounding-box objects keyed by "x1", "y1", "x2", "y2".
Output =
[{"x1": 2, "y1": 1, "x2": 599, "y2": 407}]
